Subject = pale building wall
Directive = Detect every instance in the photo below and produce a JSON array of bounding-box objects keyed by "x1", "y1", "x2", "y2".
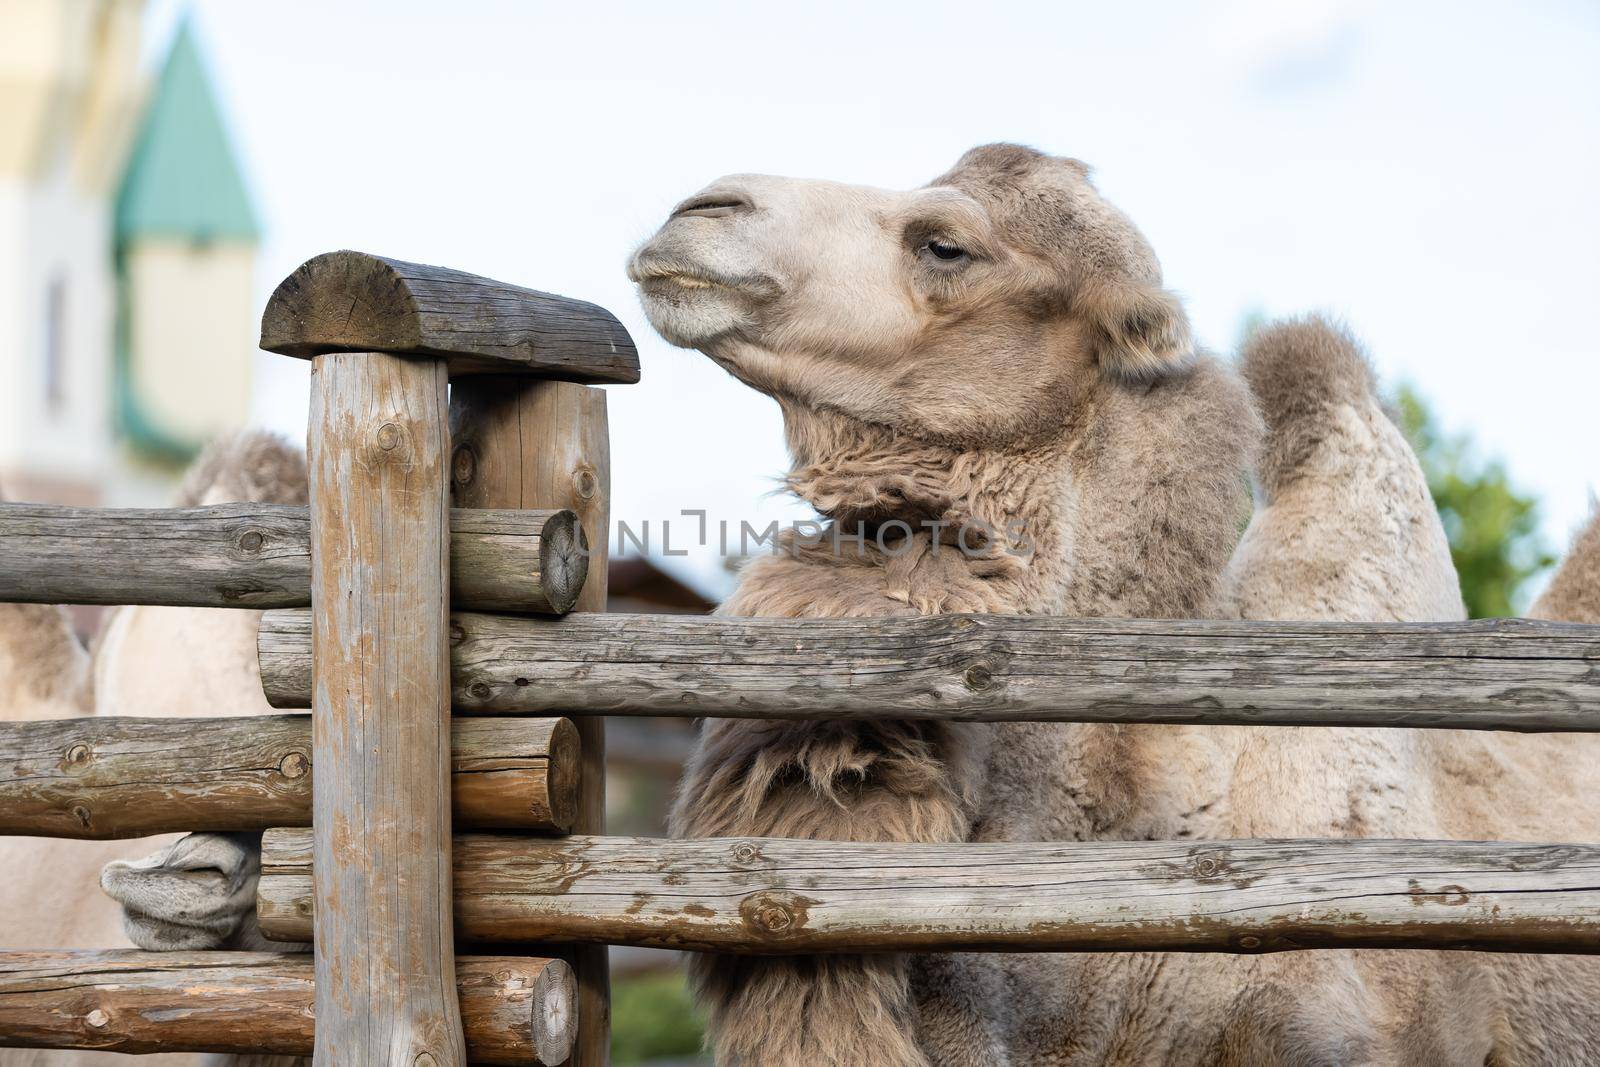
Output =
[
  {"x1": 0, "y1": 0, "x2": 143, "y2": 184},
  {"x1": 0, "y1": 0, "x2": 70, "y2": 176},
  {"x1": 0, "y1": 0, "x2": 142, "y2": 505},
  {"x1": 0, "y1": 161, "x2": 115, "y2": 503},
  {"x1": 0, "y1": 179, "x2": 28, "y2": 493},
  {"x1": 121, "y1": 237, "x2": 256, "y2": 442}
]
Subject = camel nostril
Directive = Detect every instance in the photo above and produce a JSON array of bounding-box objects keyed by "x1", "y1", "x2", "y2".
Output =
[{"x1": 671, "y1": 193, "x2": 753, "y2": 220}]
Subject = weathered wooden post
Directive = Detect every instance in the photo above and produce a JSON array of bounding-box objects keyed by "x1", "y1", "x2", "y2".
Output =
[
  {"x1": 450, "y1": 379, "x2": 614, "y2": 1065},
  {"x1": 262, "y1": 251, "x2": 637, "y2": 1066},
  {"x1": 306, "y1": 344, "x2": 462, "y2": 1067}
]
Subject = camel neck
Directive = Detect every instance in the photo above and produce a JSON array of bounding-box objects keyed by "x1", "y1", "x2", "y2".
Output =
[{"x1": 774, "y1": 403, "x2": 1070, "y2": 614}]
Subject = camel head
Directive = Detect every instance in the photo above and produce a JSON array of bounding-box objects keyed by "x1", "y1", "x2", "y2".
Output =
[{"x1": 630, "y1": 143, "x2": 1191, "y2": 448}]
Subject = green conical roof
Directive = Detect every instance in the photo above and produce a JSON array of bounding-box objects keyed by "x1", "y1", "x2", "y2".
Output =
[{"x1": 115, "y1": 19, "x2": 259, "y2": 242}]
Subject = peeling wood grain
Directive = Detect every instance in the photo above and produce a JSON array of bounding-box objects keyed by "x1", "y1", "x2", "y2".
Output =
[
  {"x1": 257, "y1": 832, "x2": 1600, "y2": 955},
  {"x1": 257, "y1": 612, "x2": 1600, "y2": 732},
  {"x1": 261, "y1": 250, "x2": 640, "y2": 382},
  {"x1": 0, "y1": 502, "x2": 585, "y2": 613},
  {"x1": 0, "y1": 715, "x2": 578, "y2": 838},
  {"x1": 0, "y1": 951, "x2": 572, "y2": 1065}
]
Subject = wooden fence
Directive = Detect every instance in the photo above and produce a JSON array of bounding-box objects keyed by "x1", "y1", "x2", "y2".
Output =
[{"x1": 1, "y1": 249, "x2": 1598, "y2": 1065}]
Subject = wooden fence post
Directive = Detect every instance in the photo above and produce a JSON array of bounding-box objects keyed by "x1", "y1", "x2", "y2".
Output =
[
  {"x1": 451, "y1": 378, "x2": 612, "y2": 1066},
  {"x1": 260, "y1": 250, "x2": 636, "y2": 1067},
  {"x1": 308, "y1": 351, "x2": 465, "y2": 1067}
]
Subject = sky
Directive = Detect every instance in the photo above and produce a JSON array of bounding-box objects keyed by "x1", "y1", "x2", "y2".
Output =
[{"x1": 145, "y1": 0, "x2": 1600, "y2": 600}]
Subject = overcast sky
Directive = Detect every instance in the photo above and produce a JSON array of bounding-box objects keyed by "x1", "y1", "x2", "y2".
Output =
[{"x1": 145, "y1": 0, "x2": 1600, "y2": 600}]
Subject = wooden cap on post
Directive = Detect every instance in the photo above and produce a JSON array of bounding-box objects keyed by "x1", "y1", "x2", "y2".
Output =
[{"x1": 261, "y1": 250, "x2": 641, "y2": 383}]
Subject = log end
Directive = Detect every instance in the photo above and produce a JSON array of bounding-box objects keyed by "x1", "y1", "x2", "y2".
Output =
[
  {"x1": 530, "y1": 957, "x2": 577, "y2": 1066},
  {"x1": 538, "y1": 509, "x2": 589, "y2": 615},
  {"x1": 547, "y1": 718, "x2": 582, "y2": 833},
  {"x1": 260, "y1": 250, "x2": 423, "y2": 358}
]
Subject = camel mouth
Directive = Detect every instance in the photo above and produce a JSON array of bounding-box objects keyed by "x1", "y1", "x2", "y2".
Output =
[
  {"x1": 630, "y1": 253, "x2": 776, "y2": 349},
  {"x1": 670, "y1": 193, "x2": 753, "y2": 220},
  {"x1": 629, "y1": 255, "x2": 780, "y2": 302},
  {"x1": 638, "y1": 272, "x2": 734, "y2": 293}
]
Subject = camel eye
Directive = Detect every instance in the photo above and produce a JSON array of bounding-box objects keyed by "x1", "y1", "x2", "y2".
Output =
[{"x1": 925, "y1": 239, "x2": 967, "y2": 261}]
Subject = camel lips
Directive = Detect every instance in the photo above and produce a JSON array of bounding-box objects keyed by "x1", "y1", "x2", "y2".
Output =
[{"x1": 640, "y1": 272, "x2": 736, "y2": 295}]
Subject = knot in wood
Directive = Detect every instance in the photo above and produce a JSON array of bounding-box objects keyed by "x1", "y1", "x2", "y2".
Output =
[
  {"x1": 1236, "y1": 935, "x2": 1263, "y2": 950},
  {"x1": 751, "y1": 900, "x2": 793, "y2": 933},
  {"x1": 85, "y1": 1008, "x2": 109, "y2": 1028},
  {"x1": 740, "y1": 891, "x2": 812, "y2": 938},
  {"x1": 1188, "y1": 847, "x2": 1237, "y2": 883},
  {"x1": 572, "y1": 465, "x2": 597, "y2": 501},
  {"x1": 238, "y1": 530, "x2": 265, "y2": 553},
  {"x1": 468, "y1": 681, "x2": 492, "y2": 701},
  {"x1": 277, "y1": 750, "x2": 310, "y2": 779},
  {"x1": 71, "y1": 804, "x2": 92, "y2": 829},
  {"x1": 731, "y1": 841, "x2": 762, "y2": 865},
  {"x1": 963, "y1": 662, "x2": 995, "y2": 692},
  {"x1": 414, "y1": 1054, "x2": 437, "y2": 1067},
  {"x1": 63, "y1": 743, "x2": 91, "y2": 768},
  {"x1": 376, "y1": 422, "x2": 402, "y2": 451},
  {"x1": 452, "y1": 444, "x2": 476, "y2": 486}
]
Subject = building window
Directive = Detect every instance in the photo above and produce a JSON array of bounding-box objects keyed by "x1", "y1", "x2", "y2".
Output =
[{"x1": 44, "y1": 275, "x2": 67, "y2": 413}]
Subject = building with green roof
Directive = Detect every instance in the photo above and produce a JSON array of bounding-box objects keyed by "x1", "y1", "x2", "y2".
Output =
[
  {"x1": 114, "y1": 15, "x2": 260, "y2": 465},
  {"x1": 0, "y1": 2, "x2": 260, "y2": 508}
]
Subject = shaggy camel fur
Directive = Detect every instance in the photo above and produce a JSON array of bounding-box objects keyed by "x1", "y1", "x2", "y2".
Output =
[
  {"x1": 0, "y1": 483, "x2": 93, "y2": 724},
  {"x1": 0, "y1": 605, "x2": 90, "y2": 724},
  {"x1": 631, "y1": 144, "x2": 1600, "y2": 1065},
  {"x1": 0, "y1": 433, "x2": 307, "y2": 1067}
]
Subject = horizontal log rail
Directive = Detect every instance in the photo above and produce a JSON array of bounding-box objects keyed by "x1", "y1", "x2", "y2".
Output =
[
  {"x1": 259, "y1": 611, "x2": 1600, "y2": 731},
  {"x1": 0, "y1": 715, "x2": 578, "y2": 838},
  {"x1": 257, "y1": 831, "x2": 1600, "y2": 955},
  {"x1": 0, "y1": 950, "x2": 573, "y2": 1065},
  {"x1": 0, "y1": 502, "x2": 586, "y2": 613}
]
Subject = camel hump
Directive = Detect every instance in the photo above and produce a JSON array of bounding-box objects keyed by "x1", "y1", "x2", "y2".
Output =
[
  {"x1": 174, "y1": 429, "x2": 308, "y2": 507},
  {"x1": 1530, "y1": 509, "x2": 1600, "y2": 623},
  {"x1": 1241, "y1": 314, "x2": 1376, "y2": 425},
  {"x1": 1240, "y1": 315, "x2": 1379, "y2": 496}
]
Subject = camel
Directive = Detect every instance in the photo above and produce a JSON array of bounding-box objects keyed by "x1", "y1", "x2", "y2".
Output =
[
  {"x1": 0, "y1": 433, "x2": 308, "y2": 1067},
  {"x1": 625, "y1": 143, "x2": 1600, "y2": 1065},
  {"x1": 63, "y1": 145, "x2": 1598, "y2": 1064},
  {"x1": 0, "y1": 604, "x2": 91, "y2": 725}
]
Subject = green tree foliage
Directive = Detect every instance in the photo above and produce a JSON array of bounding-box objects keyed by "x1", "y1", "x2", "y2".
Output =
[
  {"x1": 1394, "y1": 386, "x2": 1555, "y2": 617},
  {"x1": 611, "y1": 970, "x2": 707, "y2": 1065}
]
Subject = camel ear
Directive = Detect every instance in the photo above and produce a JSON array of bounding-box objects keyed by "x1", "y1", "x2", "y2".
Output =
[{"x1": 1080, "y1": 281, "x2": 1194, "y2": 381}]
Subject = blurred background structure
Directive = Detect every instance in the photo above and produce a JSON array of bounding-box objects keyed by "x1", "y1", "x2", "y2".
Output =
[
  {"x1": 0, "y1": 1, "x2": 258, "y2": 508},
  {"x1": 2, "y1": 1, "x2": 1596, "y2": 1061}
]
